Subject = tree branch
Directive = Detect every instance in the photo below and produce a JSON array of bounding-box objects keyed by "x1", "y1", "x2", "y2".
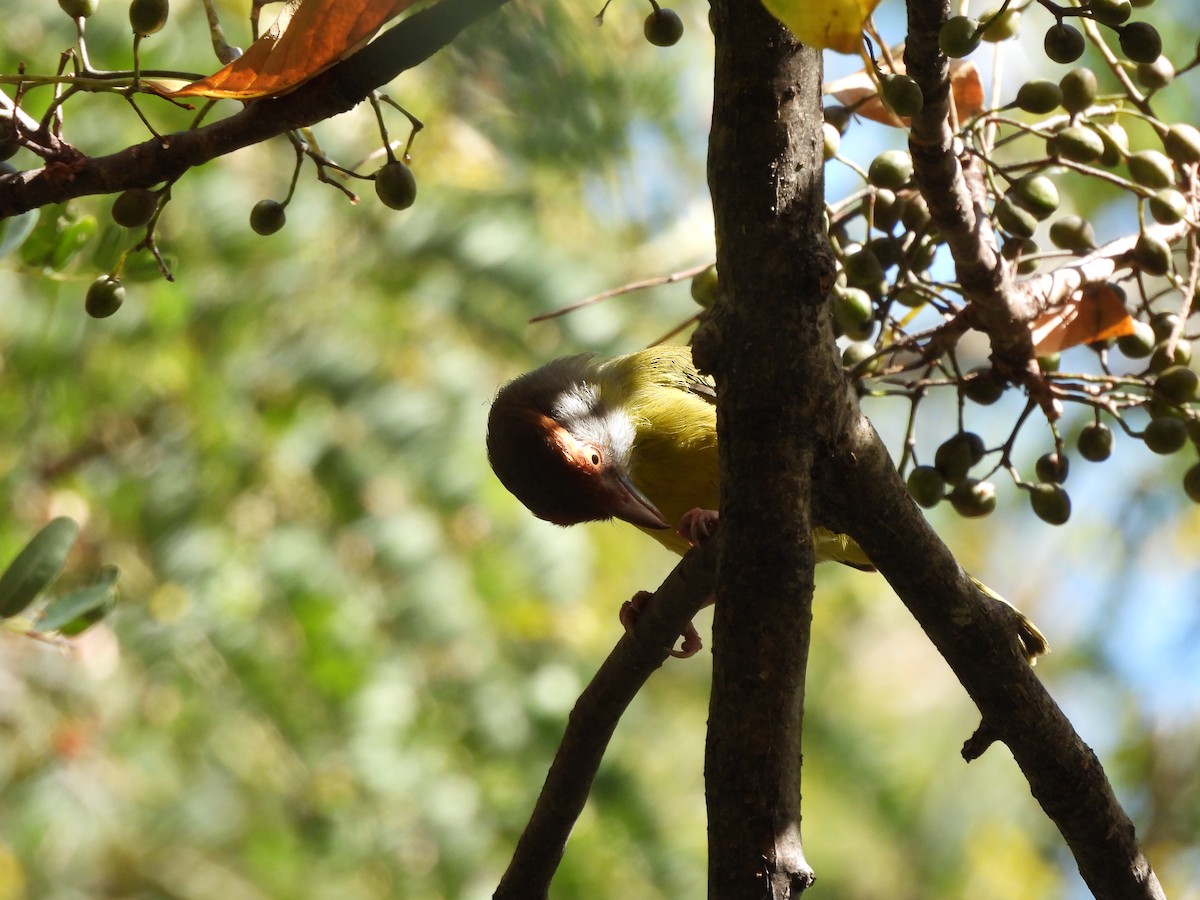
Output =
[
  {"x1": 817, "y1": 415, "x2": 1166, "y2": 900},
  {"x1": 493, "y1": 540, "x2": 715, "y2": 900},
  {"x1": 0, "y1": 0, "x2": 510, "y2": 217},
  {"x1": 700, "y1": 1, "x2": 832, "y2": 895}
]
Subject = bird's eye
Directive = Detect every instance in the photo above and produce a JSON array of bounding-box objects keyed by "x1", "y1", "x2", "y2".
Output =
[{"x1": 589, "y1": 451, "x2": 601, "y2": 466}]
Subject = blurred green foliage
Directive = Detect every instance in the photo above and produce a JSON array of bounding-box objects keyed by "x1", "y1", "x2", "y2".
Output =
[{"x1": 1, "y1": 2, "x2": 1199, "y2": 899}]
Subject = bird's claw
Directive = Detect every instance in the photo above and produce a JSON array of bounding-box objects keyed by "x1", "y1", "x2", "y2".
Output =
[
  {"x1": 678, "y1": 507, "x2": 720, "y2": 547},
  {"x1": 620, "y1": 590, "x2": 703, "y2": 659}
]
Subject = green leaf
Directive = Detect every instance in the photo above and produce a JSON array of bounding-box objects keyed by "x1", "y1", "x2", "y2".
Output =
[
  {"x1": 37, "y1": 565, "x2": 120, "y2": 634},
  {"x1": 0, "y1": 517, "x2": 81, "y2": 618}
]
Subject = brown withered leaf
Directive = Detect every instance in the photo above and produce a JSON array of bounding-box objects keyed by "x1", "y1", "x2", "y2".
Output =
[
  {"x1": 1030, "y1": 282, "x2": 1135, "y2": 356},
  {"x1": 823, "y1": 58, "x2": 984, "y2": 127},
  {"x1": 161, "y1": 0, "x2": 418, "y2": 100}
]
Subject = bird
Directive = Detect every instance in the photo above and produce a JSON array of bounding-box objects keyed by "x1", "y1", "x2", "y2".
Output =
[{"x1": 486, "y1": 344, "x2": 1047, "y2": 660}]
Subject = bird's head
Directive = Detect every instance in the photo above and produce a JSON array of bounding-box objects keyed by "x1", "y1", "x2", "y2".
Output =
[{"x1": 486, "y1": 357, "x2": 669, "y2": 531}]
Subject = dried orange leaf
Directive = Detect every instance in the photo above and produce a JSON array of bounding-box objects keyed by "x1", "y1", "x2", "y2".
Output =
[
  {"x1": 163, "y1": 0, "x2": 418, "y2": 100},
  {"x1": 823, "y1": 59, "x2": 983, "y2": 127},
  {"x1": 761, "y1": 0, "x2": 882, "y2": 54},
  {"x1": 1030, "y1": 283, "x2": 1135, "y2": 355}
]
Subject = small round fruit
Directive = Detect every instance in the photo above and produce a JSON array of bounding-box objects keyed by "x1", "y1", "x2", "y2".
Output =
[
  {"x1": 1182, "y1": 463, "x2": 1200, "y2": 503},
  {"x1": 1153, "y1": 365, "x2": 1199, "y2": 404},
  {"x1": 841, "y1": 341, "x2": 878, "y2": 371},
  {"x1": 1096, "y1": 122, "x2": 1130, "y2": 166},
  {"x1": 1143, "y1": 416, "x2": 1188, "y2": 454},
  {"x1": 963, "y1": 366, "x2": 1005, "y2": 405},
  {"x1": 935, "y1": 431, "x2": 986, "y2": 485},
  {"x1": 374, "y1": 160, "x2": 417, "y2": 210},
  {"x1": 833, "y1": 288, "x2": 875, "y2": 340},
  {"x1": 85, "y1": 275, "x2": 125, "y2": 318},
  {"x1": 110, "y1": 188, "x2": 157, "y2": 228},
  {"x1": 1135, "y1": 56, "x2": 1174, "y2": 90},
  {"x1": 867, "y1": 149, "x2": 913, "y2": 190},
  {"x1": 900, "y1": 195, "x2": 931, "y2": 231},
  {"x1": 824, "y1": 105, "x2": 851, "y2": 134},
  {"x1": 1088, "y1": 0, "x2": 1131, "y2": 25},
  {"x1": 995, "y1": 198, "x2": 1038, "y2": 238},
  {"x1": 1163, "y1": 124, "x2": 1200, "y2": 166},
  {"x1": 690, "y1": 265, "x2": 720, "y2": 309},
  {"x1": 822, "y1": 122, "x2": 840, "y2": 161},
  {"x1": 881, "y1": 74, "x2": 923, "y2": 117},
  {"x1": 1059, "y1": 67, "x2": 1098, "y2": 114},
  {"x1": 907, "y1": 465, "x2": 946, "y2": 508},
  {"x1": 940, "y1": 15, "x2": 981, "y2": 57},
  {"x1": 950, "y1": 478, "x2": 997, "y2": 518},
  {"x1": 1150, "y1": 311, "x2": 1179, "y2": 341},
  {"x1": 643, "y1": 7, "x2": 684, "y2": 46},
  {"x1": 843, "y1": 248, "x2": 885, "y2": 288},
  {"x1": 980, "y1": 6, "x2": 1020, "y2": 41},
  {"x1": 58, "y1": 0, "x2": 99, "y2": 17},
  {"x1": 1029, "y1": 483, "x2": 1071, "y2": 524},
  {"x1": 1015, "y1": 79, "x2": 1062, "y2": 114},
  {"x1": 1049, "y1": 215, "x2": 1097, "y2": 252},
  {"x1": 129, "y1": 0, "x2": 169, "y2": 35},
  {"x1": 1131, "y1": 233, "x2": 1172, "y2": 277},
  {"x1": 1148, "y1": 189, "x2": 1187, "y2": 225},
  {"x1": 1149, "y1": 339, "x2": 1191, "y2": 373},
  {"x1": 1051, "y1": 125, "x2": 1105, "y2": 164},
  {"x1": 1035, "y1": 451, "x2": 1070, "y2": 484},
  {"x1": 1118, "y1": 22, "x2": 1162, "y2": 63},
  {"x1": 1011, "y1": 174, "x2": 1060, "y2": 219},
  {"x1": 1044, "y1": 22, "x2": 1085, "y2": 64},
  {"x1": 249, "y1": 199, "x2": 286, "y2": 235},
  {"x1": 1127, "y1": 150, "x2": 1175, "y2": 190},
  {"x1": 1116, "y1": 320, "x2": 1156, "y2": 358},
  {"x1": 1038, "y1": 353, "x2": 1061, "y2": 373},
  {"x1": 1078, "y1": 421, "x2": 1114, "y2": 461}
]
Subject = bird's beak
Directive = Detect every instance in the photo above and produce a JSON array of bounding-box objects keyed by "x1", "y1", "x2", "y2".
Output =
[{"x1": 607, "y1": 470, "x2": 670, "y2": 530}]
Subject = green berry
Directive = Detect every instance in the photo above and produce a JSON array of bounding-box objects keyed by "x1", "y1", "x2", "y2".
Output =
[
  {"x1": 907, "y1": 465, "x2": 946, "y2": 508},
  {"x1": 935, "y1": 431, "x2": 986, "y2": 485},
  {"x1": 374, "y1": 160, "x2": 418, "y2": 210},
  {"x1": 1116, "y1": 320, "x2": 1156, "y2": 358},
  {"x1": 1118, "y1": 22, "x2": 1162, "y2": 63},
  {"x1": 249, "y1": 199, "x2": 286, "y2": 235},
  {"x1": 129, "y1": 0, "x2": 169, "y2": 35},
  {"x1": 940, "y1": 16, "x2": 982, "y2": 58},
  {"x1": 995, "y1": 198, "x2": 1038, "y2": 238},
  {"x1": 1015, "y1": 79, "x2": 1062, "y2": 114},
  {"x1": 1149, "y1": 339, "x2": 1191, "y2": 373},
  {"x1": 1163, "y1": 124, "x2": 1200, "y2": 166},
  {"x1": 1153, "y1": 365, "x2": 1199, "y2": 404},
  {"x1": 963, "y1": 366, "x2": 1005, "y2": 405},
  {"x1": 822, "y1": 122, "x2": 840, "y2": 161},
  {"x1": 1143, "y1": 416, "x2": 1188, "y2": 454},
  {"x1": 644, "y1": 7, "x2": 684, "y2": 46},
  {"x1": 1088, "y1": 0, "x2": 1131, "y2": 25},
  {"x1": 1078, "y1": 421, "x2": 1114, "y2": 461},
  {"x1": 950, "y1": 478, "x2": 997, "y2": 518},
  {"x1": 1148, "y1": 189, "x2": 1187, "y2": 225},
  {"x1": 1127, "y1": 150, "x2": 1175, "y2": 189},
  {"x1": 690, "y1": 265, "x2": 720, "y2": 309},
  {"x1": 1060, "y1": 67, "x2": 1099, "y2": 114},
  {"x1": 1035, "y1": 452, "x2": 1070, "y2": 483},
  {"x1": 1182, "y1": 463, "x2": 1200, "y2": 503},
  {"x1": 867, "y1": 149, "x2": 914, "y2": 191},
  {"x1": 833, "y1": 287, "x2": 875, "y2": 340},
  {"x1": 1049, "y1": 215, "x2": 1097, "y2": 252},
  {"x1": 881, "y1": 74, "x2": 924, "y2": 117},
  {"x1": 85, "y1": 275, "x2": 125, "y2": 318},
  {"x1": 841, "y1": 341, "x2": 878, "y2": 371},
  {"x1": 1051, "y1": 125, "x2": 1105, "y2": 164},
  {"x1": 110, "y1": 188, "x2": 157, "y2": 228},
  {"x1": 1011, "y1": 174, "x2": 1060, "y2": 219},
  {"x1": 1029, "y1": 483, "x2": 1072, "y2": 524},
  {"x1": 1131, "y1": 233, "x2": 1172, "y2": 277},
  {"x1": 843, "y1": 248, "x2": 885, "y2": 288},
  {"x1": 1135, "y1": 56, "x2": 1174, "y2": 90},
  {"x1": 1044, "y1": 23, "x2": 1085, "y2": 64},
  {"x1": 980, "y1": 6, "x2": 1021, "y2": 41},
  {"x1": 58, "y1": 0, "x2": 99, "y2": 17},
  {"x1": 1150, "y1": 311, "x2": 1180, "y2": 341}
]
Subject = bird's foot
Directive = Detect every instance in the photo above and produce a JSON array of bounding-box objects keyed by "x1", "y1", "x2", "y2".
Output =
[
  {"x1": 620, "y1": 590, "x2": 703, "y2": 659},
  {"x1": 678, "y1": 508, "x2": 720, "y2": 547}
]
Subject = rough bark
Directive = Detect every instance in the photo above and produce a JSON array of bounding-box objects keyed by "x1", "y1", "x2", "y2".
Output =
[{"x1": 699, "y1": 1, "x2": 832, "y2": 895}]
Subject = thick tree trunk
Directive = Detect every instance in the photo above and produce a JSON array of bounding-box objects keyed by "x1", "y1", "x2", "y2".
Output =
[{"x1": 701, "y1": 1, "x2": 833, "y2": 895}]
